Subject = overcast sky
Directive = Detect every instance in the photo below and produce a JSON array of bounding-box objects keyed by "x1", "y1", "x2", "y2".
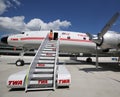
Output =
[{"x1": 0, "y1": 0, "x2": 120, "y2": 36}]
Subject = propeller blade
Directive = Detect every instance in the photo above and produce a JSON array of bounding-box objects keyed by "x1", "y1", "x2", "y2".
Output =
[{"x1": 98, "y1": 12, "x2": 120, "y2": 38}]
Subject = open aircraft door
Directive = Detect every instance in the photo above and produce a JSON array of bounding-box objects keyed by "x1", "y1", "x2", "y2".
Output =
[{"x1": 53, "y1": 32, "x2": 58, "y2": 40}]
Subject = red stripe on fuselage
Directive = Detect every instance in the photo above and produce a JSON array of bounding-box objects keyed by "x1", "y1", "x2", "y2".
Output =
[
  {"x1": 20, "y1": 37, "x2": 44, "y2": 40},
  {"x1": 60, "y1": 38, "x2": 92, "y2": 42},
  {"x1": 19, "y1": 37, "x2": 92, "y2": 42},
  {"x1": 11, "y1": 38, "x2": 19, "y2": 41}
]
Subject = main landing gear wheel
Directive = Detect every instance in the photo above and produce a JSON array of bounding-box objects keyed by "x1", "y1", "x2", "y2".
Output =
[
  {"x1": 86, "y1": 57, "x2": 92, "y2": 63},
  {"x1": 16, "y1": 60, "x2": 24, "y2": 66}
]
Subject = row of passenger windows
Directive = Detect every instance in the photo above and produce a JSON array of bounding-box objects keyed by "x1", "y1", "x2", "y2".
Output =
[
  {"x1": 67, "y1": 36, "x2": 87, "y2": 40},
  {"x1": 20, "y1": 32, "x2": 88, "y2": 40}
]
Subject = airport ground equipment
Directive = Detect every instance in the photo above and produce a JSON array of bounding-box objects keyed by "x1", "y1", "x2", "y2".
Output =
[
  {"x1": 25, "y1": 36, "x2": 59, "y2": 91},
  {"x1": 7, "y1": 65, "x2": 71, "y2": 89},
  {"x1": 7, "y1": 35, "x2": 71, "y2": 92}
]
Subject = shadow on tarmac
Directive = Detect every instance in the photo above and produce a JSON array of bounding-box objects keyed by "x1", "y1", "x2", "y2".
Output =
[
  {"x1": 6, "y1": 59, "x2": 120, "y2": 72},
  {"x1": 79, "y1": 62, "x2": 120, "y2": 72},
  {"x1": 59, "y1": 60, "x2": 120, "y2": 72}
]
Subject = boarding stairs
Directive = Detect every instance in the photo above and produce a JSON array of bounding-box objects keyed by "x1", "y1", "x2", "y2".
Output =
[{"x1": 25, "y1": 35, "x2": 59, "y2": 92}]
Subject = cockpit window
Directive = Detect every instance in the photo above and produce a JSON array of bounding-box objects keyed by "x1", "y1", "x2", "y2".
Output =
[{"x1": 20, "y1": 32, "x2": 25, "y2": 34}]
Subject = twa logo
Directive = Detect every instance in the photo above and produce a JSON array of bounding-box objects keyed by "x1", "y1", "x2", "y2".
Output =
[
  {"x1": 38, "y1": 80, "x2": 48, "y2": 84},
  {"x1": 59, "y1": 79, "x2": 70, "y2": 84},
  {"x1": 8, "y1": 80, "x2": 22, "y2": 85}
]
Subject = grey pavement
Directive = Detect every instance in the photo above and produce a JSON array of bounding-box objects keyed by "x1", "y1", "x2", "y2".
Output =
[{"x1": 0, "y1": 55, "x2": 120, "y2": 97}]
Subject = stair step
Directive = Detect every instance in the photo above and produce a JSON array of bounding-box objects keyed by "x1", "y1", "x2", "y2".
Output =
[
  {"x1": 36, "y1": 64, "x2": 54, "y2": 68},
  {"x1": 38, "y1": 60, "x2": 55, "y2": 63},
  {"x1": 32, "y1": 74, "x2": 53, "y2": 78},
  {"x1": 43, "y1": 48, "x2": 56, "y2": 51},
  {"x1": 35, "y1": 56, "x2": 55, "y2": 62},
  {"x1": 28, "y1": 84, "x2": 53, "y2": 89},
  {"x1": 42, "y1": 51, "x2": 56, "y2": 53},
  {"x1": 30, "y1": 75, "x2": 53, "y2": 80},
  {"x1": 45, "y1": 46, "x2": 56, "y2": 49},
  {"x1": 39, "y1": 57, "x2": 55, "y2": 60},
  {"x1": 47, "y1": 43, "x2": 56, "y2": 45},
  {"x1": 47, "y1": 42, "x2": 56, "y2": 44},
  {"x1": 30, "y1": 69, "x2": 54, "y2": 74},
  {"x1": 34, "y1": 69, "x2": 54, "y2": 73},
  {"x1": 45, "y1": 45, "x2": 56, "y2": 48},
  {"x1": 30, "y1": 77, "x2": 53, "y2": 80},
  {"x1": 46, "y1": 44, "x2": 56, "y2": 46},
  {"x1": 47, "y1": 44, "x2": 56, "y2": 46},
  {"x1": 48, "y1": 41, "x2": 57, "y2": 43},
  {"x1": 40, "y1": 53, "x2": 55, "y2": 57},
  {"x1": 47, "y1": 43, "x2": 56, "y2": 46}
]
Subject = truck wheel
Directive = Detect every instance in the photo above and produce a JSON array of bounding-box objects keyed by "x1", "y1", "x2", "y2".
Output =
[
  {"x1": 16, "y1": 60, "x2": 24, "y2": 66},
  {"x1": 86, "y1": 57, "x2": 92, "y2": 63}
]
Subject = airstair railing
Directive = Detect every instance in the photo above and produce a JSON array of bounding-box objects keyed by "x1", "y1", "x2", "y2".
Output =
[
  {"x1": 25, "y1": 34, "x2": 49, "y2": 92},
  {"x1": 53, "y1": 38, "x2": 59, "y2": 90}
]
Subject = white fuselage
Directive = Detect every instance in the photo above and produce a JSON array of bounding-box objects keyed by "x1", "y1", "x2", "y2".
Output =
[{"x1": 7, "y1": 31, "x2": 96, "y2": 53}]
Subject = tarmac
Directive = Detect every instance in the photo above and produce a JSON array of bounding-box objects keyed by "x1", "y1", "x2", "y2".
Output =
[{"x1": 0, "y1": 55, "x2": 120, "y2": 97}]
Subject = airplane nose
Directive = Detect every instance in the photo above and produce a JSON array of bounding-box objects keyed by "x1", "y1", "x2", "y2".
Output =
[{"x1": 1, "y1": 36, "x2": 8, "y2": 44}]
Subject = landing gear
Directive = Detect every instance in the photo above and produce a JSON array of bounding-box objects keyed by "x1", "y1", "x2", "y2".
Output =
[
  {"x1": 16, "y1": 49, "x2": 26, "y2": 66},
  {"x1": 16, "y1": 59, "x2": 24, "y2": 66},
  {"x1": 86, "y1": 57, "x2": 92, "y2": 63},
  {"x1": 95, "y1": 44, "x2": 99, "y2": 69}
]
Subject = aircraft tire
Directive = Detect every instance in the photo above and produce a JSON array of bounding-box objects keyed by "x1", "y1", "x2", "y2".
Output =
[
  {"x1": 16, "y1": 60, "x2": 24, "y2": 66},
  {"x1": 86, "y1": 57, "x2": 92, "y2": 63}
]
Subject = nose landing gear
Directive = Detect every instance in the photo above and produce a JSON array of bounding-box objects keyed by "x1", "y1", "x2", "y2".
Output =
[{"x1": 15, "y1": 49, "x2": 25, "y2": 66}]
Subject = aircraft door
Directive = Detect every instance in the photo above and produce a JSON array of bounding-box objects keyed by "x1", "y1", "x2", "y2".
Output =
[{"x1": 53, "y1": 32, "x2": 58, "y2": 40}]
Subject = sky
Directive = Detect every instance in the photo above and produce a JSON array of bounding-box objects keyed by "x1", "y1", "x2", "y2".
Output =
[{"x1": 0, "y1": 0, "x2": 120, "y2": 36}]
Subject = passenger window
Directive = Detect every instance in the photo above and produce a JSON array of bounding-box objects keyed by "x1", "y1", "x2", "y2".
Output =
[
  {"x1": 67, "y1": 36, "x2": 71, "y2": 39},
  {"x1": 26, "y1": 34, "x2": 28, "y2": 36},
  {"x1": 83, "y1": 37, "x2": 86, "y2": 40},
  {"x1": 21, "y1": 32, "x2": 25, "y2": 34}
]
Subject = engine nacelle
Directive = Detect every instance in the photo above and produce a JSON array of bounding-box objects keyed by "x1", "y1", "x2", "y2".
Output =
[{"x1": 100, "y1": 31, "x2": 120, "y2": 49}]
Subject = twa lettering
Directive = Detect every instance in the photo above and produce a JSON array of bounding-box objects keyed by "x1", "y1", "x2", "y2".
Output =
[
  {"x1": 38, "y1": 80, "x2": 48, "y2": 84},
  {"x1": 9, "y1": 80, "x2": 22, "y2": 85},
  {"x1": 59, "y1": 79, "x2": 70, "y2": 84}
]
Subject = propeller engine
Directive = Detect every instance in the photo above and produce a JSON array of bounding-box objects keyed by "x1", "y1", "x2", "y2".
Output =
[
  {"x1": 87, "y1": 12, "x2": 120, "y2": 49},
  {"x1": 101, "y1": 31, "x2": 120, "y2": 49},
  {"x1": 86, "y1": 12, "x2": 120, "y2": 69}
]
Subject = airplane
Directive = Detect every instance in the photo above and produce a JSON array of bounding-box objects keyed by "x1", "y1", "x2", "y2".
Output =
[{"x1": 1, "y1": 12, "x2": 120, "y2": 68}]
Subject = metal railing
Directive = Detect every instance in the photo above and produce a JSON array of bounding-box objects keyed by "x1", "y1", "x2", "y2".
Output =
[
  {"x1": 25, "y1": 33, "x2": 59, "y2": 92},
  {"x1": 25, "y1": 34, "x2": 49, "y2": 92},
  {"x1": 53, "y1": 38, "x2": 59, "y2": 90}
]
